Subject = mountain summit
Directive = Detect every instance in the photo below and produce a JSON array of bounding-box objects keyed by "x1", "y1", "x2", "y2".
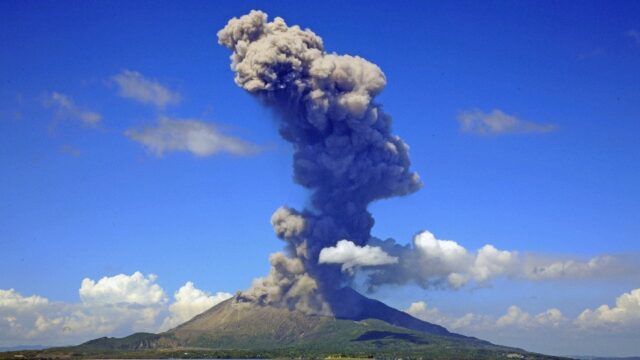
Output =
[{"x1": 3, "y1": 288, "x2": 568, "y2": 359}]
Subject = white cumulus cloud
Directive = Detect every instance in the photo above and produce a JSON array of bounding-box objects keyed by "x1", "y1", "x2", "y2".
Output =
[
  {"x1": 0, "y1": 273, "x2": 166, "y2": 346},
  {"x1": 415, "y1": 231, "x2": 470, "y2": 271},
  {"x1": 365, "y1": 231, "x2": 519, "y2": 289},
  {"x1": 472, "y1": 244, "x2": 518, "y2": 282},
  {"x1": 112, "y1": 70, "x2": 181, "y2": 108},
  {"x1": 534, "y1": 308, "x2": 565, "y2": 328},
  {"x1": 0, "y1": 272, "x2": 231, "y2": 347},
  {"x1": 496, "y1": 306, "x2": 565, "y2": 329},
  {"x1": 405, "y1": 301, "x2": 490, "y2": 332},
  {"x1": 405, "y1": 301, "x2": 449, "y2": 326},
  {"x1": 406, "y1": 302, "x2": 565, "y2": 334},
  {"x1": 79, "y1": 271, "x2": 167, "y2": 306},
  {"x1": 0, "y1": 289, "x2": 49, "y2": 309},
  {"x1": 404, "y1": 295, "x2": 638, "y2": 356},
  {"x1": 360, "y1": 231, "x2": 631, "y2": 290},
  {"x1": 458, "y1": 109, "x2": 556, "y2": 135},
  {"x1": 160, "y1": 282, "x2": 232, "y2": 331},
  {"x1": 318, "y1": 239, "x2": 398, "y2": 272},
  {"x1": 577, "y1": 288, "x2": 640, "y2": 329},
  {"x1": 125, "y1": 117, "x2": 259, "y2": 157},
  {"x1": 496, "y1": 305, "x2": 530, "y2": 327}
]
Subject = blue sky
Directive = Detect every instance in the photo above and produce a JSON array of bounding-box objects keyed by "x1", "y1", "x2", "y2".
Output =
[{"x1": 1, "y1": 0, "x2": 639, "y2": 356}]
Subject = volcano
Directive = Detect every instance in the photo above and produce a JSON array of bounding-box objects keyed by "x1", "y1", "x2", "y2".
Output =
[
  {"x1": 0, "y1": 11, "x2": 572, "y2": 360},
  {"x1": 12, "y1": 288, "x2": 567, "y2": 360}
]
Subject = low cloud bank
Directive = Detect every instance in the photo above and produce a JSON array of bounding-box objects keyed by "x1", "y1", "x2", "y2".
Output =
[
  {"x1": 577, "y1": 288, "x2": 640, "y2": 328},
  {"x1": 0, "y1": 272, "x2": 230, "y2": 347},
  {"x1": 318, "y1": 230, "x2": 633, "y2": 290},
  {"x1": 405, "y1": 286, "x2": 640, "y2": 355}
]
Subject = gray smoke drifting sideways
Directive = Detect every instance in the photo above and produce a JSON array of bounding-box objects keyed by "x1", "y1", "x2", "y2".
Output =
[{"x1": 218, "y1": 10, "x2": 421, "y2": 314}]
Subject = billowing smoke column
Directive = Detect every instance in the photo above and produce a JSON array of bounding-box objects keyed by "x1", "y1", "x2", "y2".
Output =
[{"x1": 218, "y1": 11, "x2": 421, "y2": 314}]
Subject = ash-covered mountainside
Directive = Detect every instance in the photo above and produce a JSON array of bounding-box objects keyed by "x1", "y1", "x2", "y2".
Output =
[
  {"x1": 167, "y1": 286, "x2": 459, "y2": 343},
  {"x1": 5, "y1": 288, "x2": 569, "y2": 360}
]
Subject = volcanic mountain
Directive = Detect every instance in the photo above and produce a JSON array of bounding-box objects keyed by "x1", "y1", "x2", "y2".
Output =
[{"x1": 7, "y1": 288, "x2": 567, "y2": 359}]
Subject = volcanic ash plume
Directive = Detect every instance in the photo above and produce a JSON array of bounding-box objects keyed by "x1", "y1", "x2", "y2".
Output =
[{"x1": 218, "y1": 10, "x2": 421, "y2": 314}]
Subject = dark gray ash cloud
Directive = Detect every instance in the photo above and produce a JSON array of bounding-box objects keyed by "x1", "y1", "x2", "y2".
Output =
[{"x1": 218, "y1": 10, "x2": 421, "y2": 313}]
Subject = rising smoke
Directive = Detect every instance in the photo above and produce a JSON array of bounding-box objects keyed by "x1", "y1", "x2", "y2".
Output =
[{"x1": 218, "y1": 10, "x2": 421, "y2": 314}]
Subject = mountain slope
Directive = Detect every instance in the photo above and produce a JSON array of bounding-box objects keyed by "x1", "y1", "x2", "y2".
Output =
[
  {"x1": 326, "y1": 287, "x2": 460, "y2": 336},
  {"x1": 0, "y1": 289, "x2": 570, "y2": 359},
  {"x1": 166, "y1": 287, "x2": 466, "y2": 348}
]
